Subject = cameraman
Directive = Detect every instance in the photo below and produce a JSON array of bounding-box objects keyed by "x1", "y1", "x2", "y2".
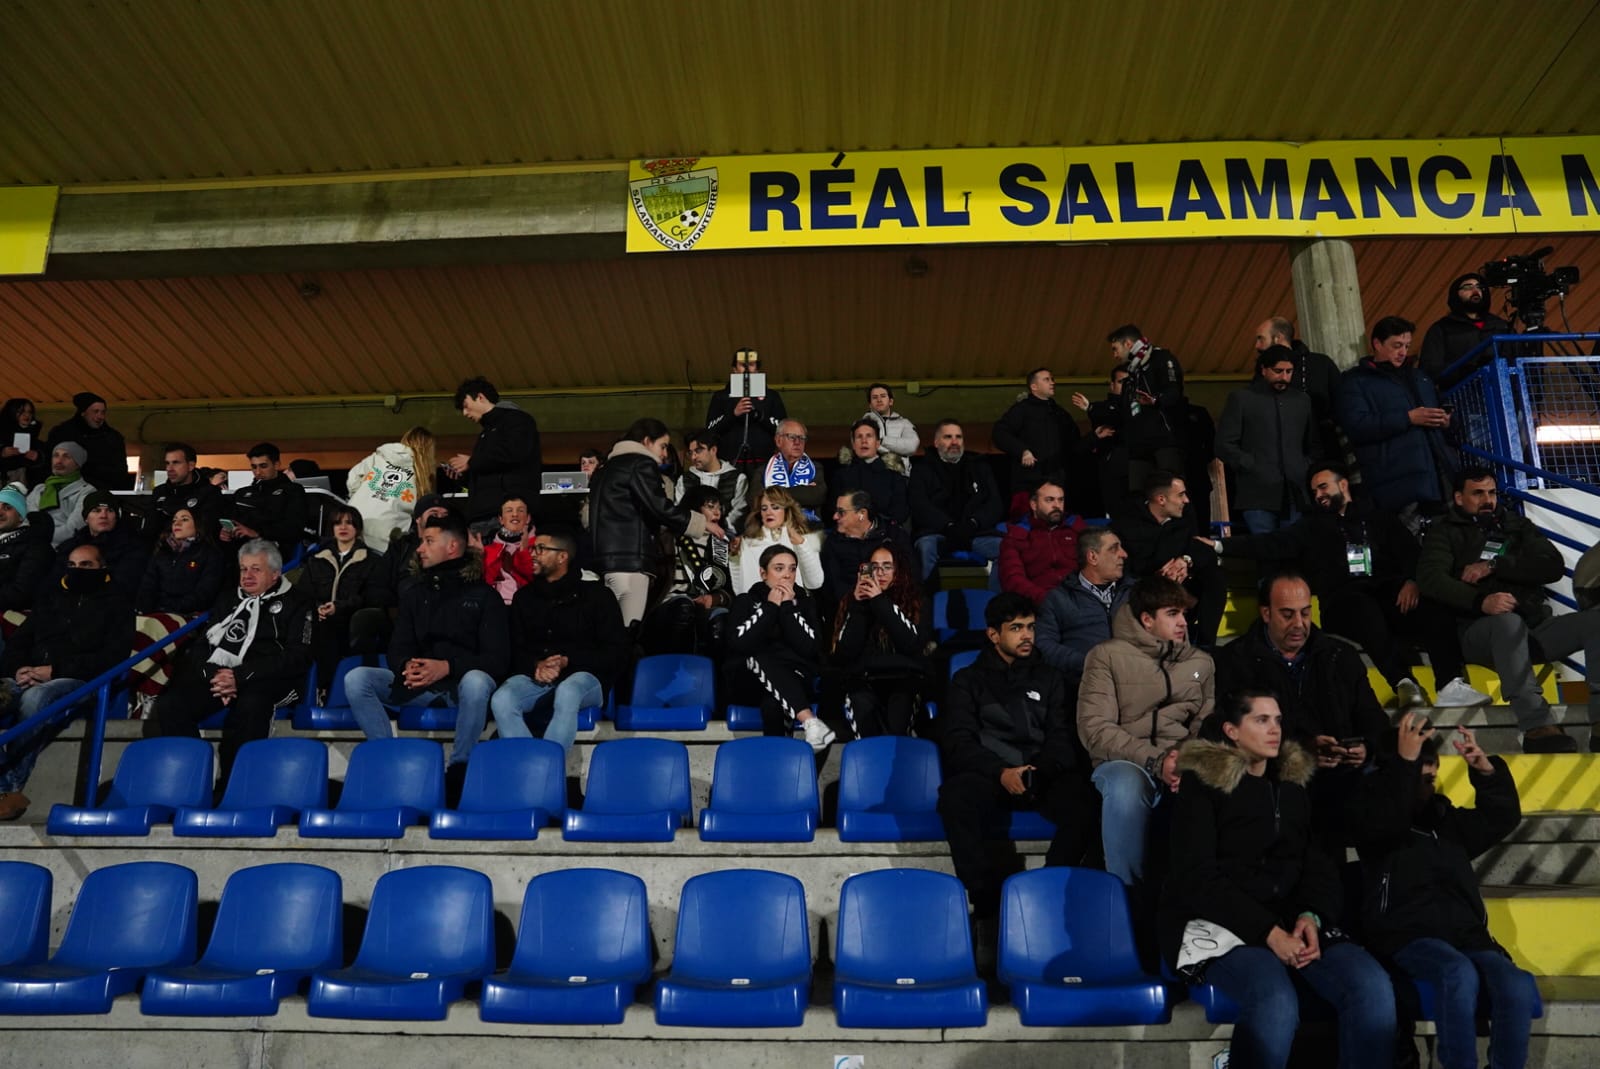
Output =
[
  {"x1": 1419, "y1": 273, "x2": 1511, "y2": 390},
  {"x1": 704, "y1": 350, "x2": 787, "y2": 472}
]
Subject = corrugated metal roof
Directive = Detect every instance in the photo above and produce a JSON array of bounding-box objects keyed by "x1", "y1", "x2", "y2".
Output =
[
  {"x1": 4, "y1": 235, "x2": 1594, "y2": 404},
  {"x1": 1, "y1": 1, "x2": 1596, "y2": 186}
]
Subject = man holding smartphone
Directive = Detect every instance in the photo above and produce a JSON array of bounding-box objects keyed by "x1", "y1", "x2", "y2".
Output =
[
  {"x1": 704, "y1": 349, "x2": 787, "y2": 472},
  {"x1": 1213, "y1": 571, "x2": 1389, "y2": 847}
]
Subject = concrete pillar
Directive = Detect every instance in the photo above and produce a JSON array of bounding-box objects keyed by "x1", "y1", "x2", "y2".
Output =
[{"x1": 1290, "y1": 238, "x2": 1367, "y2": 371}]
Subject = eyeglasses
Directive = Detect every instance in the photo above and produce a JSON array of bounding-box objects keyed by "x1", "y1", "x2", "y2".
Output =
[
  {"x1": 864, "y1": 562, "x2": 895, "y2": 573},
  {"x1": 532, "y1": 544, "x2": 564, "y2": 554},
  {"x1": 779, "y1": 433, "x2": 808, "y2": 442}
]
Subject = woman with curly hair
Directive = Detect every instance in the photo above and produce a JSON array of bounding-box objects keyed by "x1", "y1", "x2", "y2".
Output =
[
  {"x1": 829, "y1": 540, "x2": 934, "y2": 737},
  {"x1": 731, "y1": 487, "x2": 823, "y2": 595}
]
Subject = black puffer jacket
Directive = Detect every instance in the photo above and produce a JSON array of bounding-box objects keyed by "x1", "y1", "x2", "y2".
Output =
[
  {"x1": 939, "y1": 648, "x2": 1081, "y2": 780},
  {"x1": 53, "y1": 524, "x2": 150, "y2": 599},
  {"x1": 138, "y1": 537, "x2": 226, "y2": 614},
  {"x1": 464, "y1": 401, "x2": 543, "y2": 521},
  {"x1": 1213, "y1": 622, "x2": 1387, "y2": 752},
  {"x1": 0, "y1": 572, "x2": 135, "y2": 682},
  {"x1": 231, "y1": 474, "x2": 308, "y2": 560},
  {"x1": 590, "y1": 440, "x2": 707, "y2": 575},
  {"x1": 507, "y1": 568, "x2": 627, "y2": 692},
  {"x1": 907, "y1": 452, "x2": 1002, "y2": 543},
  {"x1": 992, "y1": 394, "x2": 1082, "y2": 487},
  {"x1": 1418, "y1": 505, "x2": 1565, "y2": 630},
  {"x1": 0, "y1": 516, "x2": 54, "y2": 612},
  {"x1": 1351, "y1": 752, "x2": 1520, "y2": 957},
  {"x1": 1161, "y1": 740, "x2": 1339, "y2": 968},
  {"x1": 387, "y1": 553, "x2": 508, "y2": 687}
]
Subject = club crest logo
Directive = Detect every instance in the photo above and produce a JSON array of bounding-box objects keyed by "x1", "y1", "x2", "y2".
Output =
[{"x1": 630, "y1": 157, "x2": 718, "y2": 251}]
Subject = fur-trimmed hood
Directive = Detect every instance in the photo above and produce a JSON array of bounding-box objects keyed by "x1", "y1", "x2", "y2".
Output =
[
  {"x1": 835, "y1": 446, "x2": 908, "y2": 475},
  {"x1": 1177, "y1": 738, "x2": 1315, "y2": 794}
]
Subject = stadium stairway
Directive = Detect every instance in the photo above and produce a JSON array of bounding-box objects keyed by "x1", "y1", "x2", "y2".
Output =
[{"x1": 4, "y1": 713, "x2": 1600, "y2": 1067}]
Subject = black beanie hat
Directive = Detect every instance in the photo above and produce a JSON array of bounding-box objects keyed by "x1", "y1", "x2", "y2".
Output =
[
  {"x1": 73, "y1": 391, "x2": 107, "y2": 413},
  {"x1": 81, "y1": 489, "x2": 120, "y2": 518}
]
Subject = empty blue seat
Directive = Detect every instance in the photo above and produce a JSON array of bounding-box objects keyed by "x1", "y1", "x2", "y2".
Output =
[
  {"x1": 999, "y1": 868, "x2": 1170, "y2": 1026},
  {"x1": 725, "y1": 704, "x2": 808, "y2": 733},
  {"x1": 925, "y1": 649, "x2": 981, "y2": 721},
  {"x1": 563, "y1": 739, "x2": 692, "y2": 842},
  {"x1": 299, "y1": 738, "x2": 442, "y2": 838},
  {"x1": 172, "y1": 737, "x2": 328, "y2": 837},
  {"x1": 141, "y1": 863, "x2": 343, "y2": 1016},
  {"x1": 430, "y1": 738, "x2": 566, "y2": 841},
  {"x1": 988, "y1": 809, "x2": 1058, "y2": 840},
  {"x1": 699, "y1": 737, "x2": 818, "y2": 842},
  {"x1": 307, "y1": 865, "x2": 494, "y2": 1020},
  {"x1": 613, "y1": 654, "x2": 714, "y2": 730},
  {"x1": 480, "y1": 869, "x2": 651, "y2": 1025},
  {"x1": 293, "y1": 655, "x2": 376, "y2": 731},
  {"x1": 834, "y1": 869, "x2": 987, "y2": 1028},
  {"x1": 931, "y1": 589, "x2": 995, "y2": 643},
  {"x1": 0, "y1": 862, "x2": 51, "y2": 967},
  {"x1": 0, "y1": 861, "x2": 198, "y2": 1014},
  {"x1": 655, "y1": 870, "x2": 810, "y2": 1027},
  {"x1": 837, "y1": 737, "x2": 944, "y2": 842},
  {"x1": 46, "y1": 737, "x2": 214, "y2": 836}
]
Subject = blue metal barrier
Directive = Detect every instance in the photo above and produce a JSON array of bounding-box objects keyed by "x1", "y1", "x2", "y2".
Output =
[{"x1": 0, "y1": 613, "x2": 211, "y2": 805}]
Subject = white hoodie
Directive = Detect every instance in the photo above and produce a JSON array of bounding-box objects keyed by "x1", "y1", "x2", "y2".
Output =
[{"x1": 345, "y1": 442, "x2": 422, "y2": 553}]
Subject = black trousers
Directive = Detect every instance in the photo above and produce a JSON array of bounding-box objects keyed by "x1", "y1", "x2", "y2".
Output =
[
  {"x1": 1319, "y1": 584, "x2": 1466, "y2": 688},
  {"x1": 1185, "y1": 565, "x2": 1228, "y2": 648},
  {"x1": 844, "y1": 685, "x2": 919, "y2": 738},
  {"x1": 937, "y1": 767, "x2": 1100, "y2": 916},
  {"x1": 151, "y1": 650, "x2": 296, "y2": 782},
  {"x1": 726, "y1": 652, "x2": 814, "y2": 736}
]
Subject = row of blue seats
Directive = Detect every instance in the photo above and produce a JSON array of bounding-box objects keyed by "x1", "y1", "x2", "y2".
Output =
[
  {"x1": 47, "y1": 734, "x2": 1033, "y2": 843},
  {"x1": 0, "y1": 858, "x2": 1160, "y2": 1026}
]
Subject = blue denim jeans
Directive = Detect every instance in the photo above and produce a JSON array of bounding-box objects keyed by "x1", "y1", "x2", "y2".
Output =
[
  {"x1": 0, "y1": 677, "x2": 83, "y2": 794},
  {"x1": 914, "y1": 533, "x2": 1003, "y2": 586},
  {"x1": 1207, "y1": 941, "x2": 1396, "y2": 1069},
  {"x1": 1393, "y1": 938, "x2": 1537, "y2": 1069},
  {"x1": 489, "y1": 672, "x2": 602, "y2": 757},
  {"x1": 344, "y1": 665, "x2": 496, "y2": 767},
  {"x1": 1092, "y1": 759, "x2": 1163, "y2": 886}
]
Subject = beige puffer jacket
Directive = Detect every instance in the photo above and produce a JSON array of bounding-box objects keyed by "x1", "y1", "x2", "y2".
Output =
[{"x1": 1077, "y1": 603, "x2": 1215, "y2": 768}]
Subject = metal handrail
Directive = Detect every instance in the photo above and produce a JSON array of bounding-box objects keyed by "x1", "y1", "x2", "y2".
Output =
[
  {"x1": 0, "y1": 613, "x2": 211, "y2": 804},
  {"x1": 1440, "y1": 331, "x2": 1600, "y2": 388}
]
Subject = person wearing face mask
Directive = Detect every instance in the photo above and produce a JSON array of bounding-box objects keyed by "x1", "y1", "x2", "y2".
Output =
[
  {"x1": 482, "y1": 495, "x2": 537, "y2": 605},
  {"x1": 1418, "y1": 468, "x2": 1600, "y2": 754},
  {"x1": 1418, "y1": 273, "x2": 1513, "y2": 391},
  {"x1": 0, "y1": 543, "x2": 136, "y2": 820},
  {"x1": 590, "y1": 418, "x2": 724, "y2": 628},
  {"x1": 51, "y1": 490, "x2": 149, "y2": 598}
]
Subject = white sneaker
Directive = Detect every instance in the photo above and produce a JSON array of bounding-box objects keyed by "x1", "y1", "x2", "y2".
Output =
[
  {"x1": 1393, "y1": 678, "x2": 1428, "y2": 711},
  {"x1": 1435, "y1": 676, "x2": 1493, "y2": 707},
  {"x1": 802, "y1": 716, "x2": 836, "y2": 752}
]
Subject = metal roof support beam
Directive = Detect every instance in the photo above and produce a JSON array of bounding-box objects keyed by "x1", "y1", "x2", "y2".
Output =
[{"x1": 1290, "y1": 238, "x2": 1367, "y2": 371}]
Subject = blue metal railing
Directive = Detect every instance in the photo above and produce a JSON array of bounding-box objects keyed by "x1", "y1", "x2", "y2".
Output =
[{"x1": 0, "y1": 613, "x2": 212, "y2": 805}]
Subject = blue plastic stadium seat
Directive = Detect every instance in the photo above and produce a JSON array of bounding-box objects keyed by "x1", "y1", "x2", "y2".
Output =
[
  {"x1": 397, "y1": 700, "x2": 459, "y2": 731},
  {"x1": 480, "y1": 869, "x2": 651, "y2": 1025},
  {"x1": 988, "y1": 809, "x2": 1058, "y2": 840},
  {"x1": 931, "y1": 589, "x2": 996, "y2": 643},
  {"x1": 293, "y1": 655, "x2": 375, "y2": 730},
  {"x1": 563, "y1": 739, "x2": 692, "y2": 842},
  {"x1": 172, "y1": 737, "x2": 328, "y2": 837},
  {"x1": 725, "y1": 704, "x2": 807, "y2": 733},
  {"x1": 999, "y1": 868, "x2": 1170, "y2": 1026},
  {"x1": 46, "y1": 737, "x2": 215, "y2": 836},
  {"x1": 141, "y1": 863, "x2": 343, "y2": 1016},
  {"x1": 698, "y1": 737, "x2": 818, "y2": 842},
  {"x1": 0, "y1": 862, "x2": 52, "y2": 967},
  {"x1": 926, "y1": 649, "x2": 982, "y2": 721},
  {"x1": 837, "y1": 737, "x2": 945, "y2": 842},
  {"x1": 1187, "y1": 980, "x2": 1241, "y2": 1022},
  {"x1": 0, "y1": 861, "x2": 198, "y2": 1014},
  {"x1": 655, "y1": 870, "x2": 811, "y2": 1027},
  {"x1": 834, "y1": 869, "x2": 987, "y2": 1028},
  {"x1": 298, "y1": 738, "x2": 442, "y2": 838},
  {"x1": 430, "y1": 738, "x2": 566, "y2": 840},
  {"x1": 613, "y1": 654, "x2": 714, "y2": 730},
  {"x1": 307, "y1": 865, "x2": 494, "y2": 1021}
]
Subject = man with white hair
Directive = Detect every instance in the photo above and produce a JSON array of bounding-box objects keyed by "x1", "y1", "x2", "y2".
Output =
[
  {"x1": 25, "y1": 442, "x2": 93, "y2": 548},
  {"x1": 764, "y1": 419, "x2": 828, "y2": 525},
  {"x1": 150, "y1": 538, "x2": 315, "y2": 780}
]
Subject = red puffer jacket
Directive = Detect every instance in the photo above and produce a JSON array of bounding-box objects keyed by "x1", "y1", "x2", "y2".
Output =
[{"x1": 998, "y1": 515, "x2": 1086, "y2": 603}]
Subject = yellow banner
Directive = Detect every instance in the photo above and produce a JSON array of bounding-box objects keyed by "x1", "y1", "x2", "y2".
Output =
[
  {"x1": 0, "y1": 186, "x2": 59, "y2": 275},
  {"x1": 626, "y1": 137, "x2": 1600, "y2": 252}
]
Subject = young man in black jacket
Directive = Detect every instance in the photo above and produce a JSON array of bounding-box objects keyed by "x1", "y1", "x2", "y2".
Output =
[
  {"x1": 226, "y1": 443, "x2": 308, "y2": 563},
  {"x1": 345, "y1": 512, "x2": 508, "y2": 775},
  {"x1": 1118, "y1": 471, "x2": 1224, "y2": 646},
  {"x1": 448, "y1": 376, "x2": 544, "y2": 523},
  {"x1": 937, "y1": 592, "x2": 1098, "y2": 929},
  {"x1": 993, "y1": 368, "x2": 1082, "y2": 508},
  {"x1": 1108, "y1": 325, "x2": 1186, "y2": 493},
  {"x1": 490, "y1": 526, "x2": 625, "y2": 757},
  {"x1": 1351, "y1": 714, "x2": 1537, "y2": 1069},
  {"x1": 150, "y1": 538, "x2": 314, "y2": 781},
  {"x1": 1, "y1": 544, "x2": 135, "y2": 819}
]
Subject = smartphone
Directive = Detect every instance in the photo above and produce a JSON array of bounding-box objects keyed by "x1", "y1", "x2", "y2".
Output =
[
  {"x1": 1338, "y1": 736, "x2": 1366, "y2": 750},
  {"x1": 1020, "y1": 769, "x2": 1035, "y2": 793},
  {"x1": 858, "y1": 564, "x2": 872, "y2": 577}
]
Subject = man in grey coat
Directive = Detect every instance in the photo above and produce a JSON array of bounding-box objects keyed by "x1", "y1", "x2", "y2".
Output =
[{"x1": 1216, "y1": 346, "x2": 1314, "y2": 534}]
